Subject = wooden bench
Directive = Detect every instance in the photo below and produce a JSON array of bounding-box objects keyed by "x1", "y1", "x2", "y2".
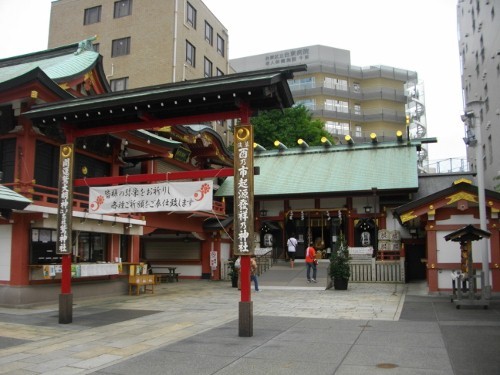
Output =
[
  {"x1": 128, "y1": 275, "x2": 155, "y2": 295},
  {"x1": 167, "y1": 272, "x2": 180, "y2": 282},
  {"x1": 152, "y1": 266, "x2": 180, "y2": 282},
  {"x1": 154, "y1": 273, "x2": 170, "y2": 284}
]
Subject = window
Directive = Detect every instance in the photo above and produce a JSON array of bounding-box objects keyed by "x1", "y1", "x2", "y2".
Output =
[
  {"x1": 110, "y1": 77, "x2": 128, "y2": 91},
  {"x1": 204, "y1": 57, "x2": 213, "y2": 77},
  {"x1": 295, "y1": 99, "x2": 315, "y2": 110},
  {"x1": 324, "y1": 77, "x2": 348, "y2": 90},
  {"x1": 92, "y1": 43, "x2": 100, "y2": 53},
  {"x1": 488, "y1": 135, "x2": 493, "y2": 165},
  {"x1": 35, "y1": 141, "x2": 59, "y2": 189},
  {"x1": 84, "y1": 6, "x2": 101, "y2": 25},
  {"x1": 288, "y1": 77, "x2": 315, "y2": 90},
  {"x1": 482, "y1": 144, "x2": 486, "y2": 170},
  {"x1": 186, "y1": 2, "x2": 196, "y2": 29},
  {"x1": 0, "y1": 138, "x2": 16, "y2": 182},
  {"x1": 205, "y1": 21, "x2": 213, "y2": 45},
  {"x1": 325, "y1": 121, "x2": 350, "y2": 136},
  {"x1": 114, "y1": 0, "x2": 132, "y2": 18},
  {"x1": 216, "y1": 68, "x2": 224, "y2": 76},
  {"x1": 217, "y1": 34, "x2": 225, "y2": 56},
  {"x1": 186, "y1": 41, "x2": 195, "y2": 67},
  {"x1": 324, "y1": 99, "x2": 348, "y2": 113},
  {"x1": 354, "y1": 125, "x2": 362, "y2": 137},
  {"x1": 112, "y1": 37, "x2": 131, "y2": 57},
  {"x1": 77, "y1": 232, "x2": 108, "y2": 262}
]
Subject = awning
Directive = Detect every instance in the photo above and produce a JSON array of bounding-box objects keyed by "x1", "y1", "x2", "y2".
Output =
[
  {"x1": 203, "y1": 216, "x2": 233, "y2": 230},
  {"x1": 444, "y1": 224, "x2": 491, "y2": 242},
  {"x1": 0, "y1": 185, "x2": 32, "y2": 210},
  {"x1": 261, "y1": 221, "x2": 281, "y2": 231}
]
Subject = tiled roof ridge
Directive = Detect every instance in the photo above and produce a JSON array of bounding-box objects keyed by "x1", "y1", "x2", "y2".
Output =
[{"x1": 0, "y1": 37, "x2": 97, "y2": 67}]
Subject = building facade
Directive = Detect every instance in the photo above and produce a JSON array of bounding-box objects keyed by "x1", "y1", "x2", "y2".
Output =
[
  {"x1": 48, "y1": 0, "x2": 230, "y2": 89},
  {"x1": 230, "y1": 45, "x2": 424, "y2": 148},
  {"x1": 457, "y1": 0, "x2": 500, "y2": 191}
]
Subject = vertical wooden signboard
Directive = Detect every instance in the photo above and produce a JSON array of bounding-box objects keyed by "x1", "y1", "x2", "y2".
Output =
[
  {"x1": 57, "y1": 144, "x2": 74, "y2": 323},
  {"x1": 234, "y1": 124, "x2": 254, "y2": 337}
]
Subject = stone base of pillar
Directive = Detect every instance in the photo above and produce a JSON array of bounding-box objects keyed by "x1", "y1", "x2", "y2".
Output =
[
  {"x1": 238, "y1": 301, "x2": 253, "y2": 337},
  {"x1": 59, "y1": 293, "x2": 73, "y2": 324}
]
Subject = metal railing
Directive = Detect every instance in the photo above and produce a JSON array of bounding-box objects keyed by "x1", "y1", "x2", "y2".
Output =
[{"x1": 421, "y1": 158, "x2": 471, "y2": 174}]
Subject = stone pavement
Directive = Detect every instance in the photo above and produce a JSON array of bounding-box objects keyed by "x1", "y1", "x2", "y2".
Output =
[{"x1": 0, "y1": 260, "x2": 498, "y2": 374}]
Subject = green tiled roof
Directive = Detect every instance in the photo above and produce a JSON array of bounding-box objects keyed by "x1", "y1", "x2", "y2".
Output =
[
  {"x1": 0, "y1": 185, "x2": 32, "y2": 210},
  {"x1": 216, "y1": 143, "x2": 419, "y2": 197},
  {"x1": 0, "y1": 50, "x2": 99, "y2": 84},
  {"x1": 0, "y1": 39, "x2": 100, "y2": 85}
]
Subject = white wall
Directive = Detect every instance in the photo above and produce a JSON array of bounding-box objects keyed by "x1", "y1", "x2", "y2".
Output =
[{"x1": 0, "y1": 225, "x2": 12, "y2": 281}]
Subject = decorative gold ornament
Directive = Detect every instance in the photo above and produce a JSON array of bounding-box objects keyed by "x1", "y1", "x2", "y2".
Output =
[
  {"x1": 61, "y1": 146, "x2": 72, "y2": 158},
  {"x1": 236, "y1": 127, "x2": 250, "y2": 141},
  {"x1": 446, "y1": 192, "x2": 478, "y2": 205},
  {"x1": 400, "y1": 211, "x2": 417, "y2": 223}
]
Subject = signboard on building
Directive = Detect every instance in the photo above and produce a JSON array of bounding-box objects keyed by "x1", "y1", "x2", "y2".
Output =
[
  {"x1": 233, "y1": 124, "x2": 254, "y2": 255},
  {"x1": 89, "y1": 180, "x2": 213, "y2": 214},
  {"x1": 173, "y1": 146, "x2": 191, "y2": 163},
  {"x1": 56, "y1": 144, "x2": 74, "y2": 254}
]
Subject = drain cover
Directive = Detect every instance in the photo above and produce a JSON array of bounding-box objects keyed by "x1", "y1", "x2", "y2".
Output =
[{"x1": 376, "y1": 363, "x2": 398, "y2": 369}]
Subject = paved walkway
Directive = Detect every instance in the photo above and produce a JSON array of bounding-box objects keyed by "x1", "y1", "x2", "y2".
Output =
[{"x1": 0, "y1": 260, "x2": 499, "y2": 374}]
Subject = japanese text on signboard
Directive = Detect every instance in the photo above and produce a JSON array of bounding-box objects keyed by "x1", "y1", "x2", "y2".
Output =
[
  {"x1": 89, "y1": 181, "x2": 213, "y2": 214},
  {"x1": 233, "y1": 125, "x2": 254, "y2": 255},
  {"x1": 56, "y1": 144, "x2": 74, "y2": 254}
]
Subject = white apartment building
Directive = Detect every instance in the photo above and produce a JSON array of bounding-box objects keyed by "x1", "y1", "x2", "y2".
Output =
[{"x1": 458, "y1": 0, "x2": 500, "y2": 190}]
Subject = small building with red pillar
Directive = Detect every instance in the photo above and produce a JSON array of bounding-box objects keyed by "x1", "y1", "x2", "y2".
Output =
[
  {"x1": 393, "y1": 179, "x2": 500, "y2": 293},
  {"x1": 217, "y1": 148, "x2": 500, "y2": 294}
]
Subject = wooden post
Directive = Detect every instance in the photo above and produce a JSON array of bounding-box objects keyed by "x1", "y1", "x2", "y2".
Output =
[
  {"x1": 56, "y1": 143, "x2": 75, "y2": 324},
  {"x1": 233, "y1": 103, "x2": 254, "y2": 337}
]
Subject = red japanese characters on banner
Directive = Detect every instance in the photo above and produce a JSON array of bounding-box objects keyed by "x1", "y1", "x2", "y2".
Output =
[{"x1": 89, "y1": 181, "x2": 213, "y2": 214}]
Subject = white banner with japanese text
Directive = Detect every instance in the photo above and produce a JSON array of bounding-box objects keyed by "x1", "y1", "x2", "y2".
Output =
[{"x1": 89, "y1": 181, "x2": 213, "y2": 214}]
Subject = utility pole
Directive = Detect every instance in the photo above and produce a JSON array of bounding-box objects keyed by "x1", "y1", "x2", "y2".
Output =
[{"x1": 463, "y1": 100, "x2": 491, "y2": 298}]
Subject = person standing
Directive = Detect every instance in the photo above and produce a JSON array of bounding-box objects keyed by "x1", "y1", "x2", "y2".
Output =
[
  {"x1": 250, "y1": 256, "x2": 260, "y2": 292},
  {"x1": 305, "y1": 242, "x2": 317, "y2": 283},
  {"x1": 287, "y1": 233, "x2": 298, "y2": 268},
  {"x1": 235, "y1": 256, "x2": 241, "y2": 290}
]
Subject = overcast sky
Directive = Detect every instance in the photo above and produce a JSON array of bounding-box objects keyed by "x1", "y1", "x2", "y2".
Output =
[{"x1": 0, "y1": 0, "x2": 465, "y2": 163}]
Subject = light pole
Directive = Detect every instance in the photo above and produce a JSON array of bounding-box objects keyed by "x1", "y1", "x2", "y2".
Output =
[{"x1": 463, "y1": 100, "x2": 491, "y2": 298}]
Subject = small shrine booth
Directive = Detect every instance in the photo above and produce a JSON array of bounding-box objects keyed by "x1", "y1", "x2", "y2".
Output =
[
  {"x1": 445, "y1": 224, "x2": 491, "y2": 308},
  {"x1": 393, "y1": 179, "x2": 500, "y2": 293}
]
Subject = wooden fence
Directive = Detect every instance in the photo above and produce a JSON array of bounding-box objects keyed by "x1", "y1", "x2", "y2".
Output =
[{"x1": 349, "y1": 257, "x2": 405, "y2": 283}]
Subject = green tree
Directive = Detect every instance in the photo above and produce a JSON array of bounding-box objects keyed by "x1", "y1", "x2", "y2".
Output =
[{"x1": 251, "y1": 105, "x2": 333, "y2": 149}]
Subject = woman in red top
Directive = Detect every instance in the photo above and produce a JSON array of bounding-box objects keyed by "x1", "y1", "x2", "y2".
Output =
[{"x1": 305, "y1": 242, "x2": 317, "y2": 283}]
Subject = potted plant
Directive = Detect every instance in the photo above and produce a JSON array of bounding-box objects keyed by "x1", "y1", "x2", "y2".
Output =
[{"x1": 328, "y1": 231, "x2": 351, "y2": 290}]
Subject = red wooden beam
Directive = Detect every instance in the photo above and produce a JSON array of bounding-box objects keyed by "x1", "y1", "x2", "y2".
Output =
[
  {"x1": 72, "y1": 110, "x2": 243, "y2": 138},
  {"x1": 73, "y1": 168, "x2": 234, "y2": 187}
]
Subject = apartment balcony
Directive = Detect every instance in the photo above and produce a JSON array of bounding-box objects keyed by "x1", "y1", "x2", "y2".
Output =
[
  {"x1": 310, "y1": 107, "x2": 407, "y2": 124},
  {"x1": 305, "y1": 63, "x2": 418, "y2": 83},
  {"x1": 291, "y1": 85, "x2": 407, "y2": 103}
]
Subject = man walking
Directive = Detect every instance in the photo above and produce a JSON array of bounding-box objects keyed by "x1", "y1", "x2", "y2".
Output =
[{"x1": 287, "y1": 233, "x2": 298, "y2": 268}]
